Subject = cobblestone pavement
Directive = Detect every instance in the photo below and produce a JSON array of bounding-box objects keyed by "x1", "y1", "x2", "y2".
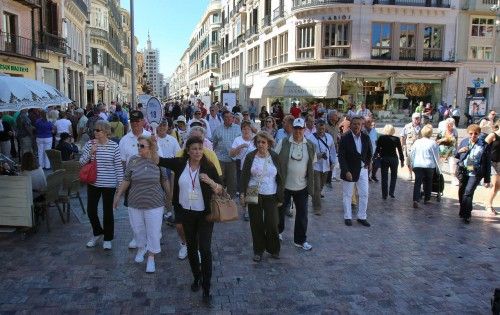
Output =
[{"x1": 1, "y1": 169, "x2": 499, "y2": 315}]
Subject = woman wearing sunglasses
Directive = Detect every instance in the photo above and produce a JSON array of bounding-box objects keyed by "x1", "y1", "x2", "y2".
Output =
[
  {"x1": 261, "y1": 117, "x2": 277, "y2": 138},
  {"x1": 113, "y1": 136, "x2": 169, "y2": 273},
  {"x1": 80, "y1": 120, "x2": 123, "y2": 250},
  {"x1": 456, "y1": 124, "x2": 492, "y2": 224}
]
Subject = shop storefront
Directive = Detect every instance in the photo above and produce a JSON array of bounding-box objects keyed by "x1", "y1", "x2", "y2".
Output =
[{"x1": 0, "y1": 59, "x2": 36, "y2": 78}]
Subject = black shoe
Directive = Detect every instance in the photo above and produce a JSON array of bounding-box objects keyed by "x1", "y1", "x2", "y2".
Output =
[
  {"x1": 253, "y1": 254, "x2": 262, "y2": 262},
  {"x1": 382, "y1": 195, "x2": 387, "y2": 200},
  {"x1": 202, "y1": 290, "x2": 212, "y2": 304},
  {"x1": 389, "y1": 194, "x2": 395, "y2": 198},
  {"x1": 357, "y1": 219, "x2": 371, "y2": 227},
  {"x1": 413, "y1": 201, "x2": 419, "y2": 209},
  {"x1": 371, "y1": 177, "x2": 379, "y2": 183},
  {"x1": 463, "y1": 217, "x2": 471, "y2": 224},
  {"x1": 344, "y1": 219, "x2": 352, "y2": 226},
  {"x1": 191, "y1": 277, "x2": 201, "y2": 292}
]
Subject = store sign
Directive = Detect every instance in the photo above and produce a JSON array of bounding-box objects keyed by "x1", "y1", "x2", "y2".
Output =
[
  {"x1": 296, "y1": 15, "x2": 351, "y2": 25},
  {"x1": 0, "y1": 63, "x2": 29, "y2": 73}
]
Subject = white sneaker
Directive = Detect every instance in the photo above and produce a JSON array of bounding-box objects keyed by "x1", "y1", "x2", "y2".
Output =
[
  {"x1": 135, "y1": 247, "x2": 147, "y2": 263},
  {"x1": 278, "y1": 233, "x2": 283, "y2": 242},
  {"x1": 294, "y1": 241, "x2": 312, "y2": 251},
  {"x1": 128, "y1": 239, "x2": 137, "y2": 249},
  {"x1": 86, "y1": 235, "x2": 103, "y2": 248},
  {"x1": 103, "y1": 241, "x2": 112, "y2": 250},
  {"x1": 146, "y1": 256, "x2": 155, "y2": 273},
  {"x1": 178, "y1": 243, "x2": 188, "y2": 260}
]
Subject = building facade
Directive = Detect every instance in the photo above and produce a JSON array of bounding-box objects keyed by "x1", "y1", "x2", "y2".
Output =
[
  {"x1": 86, "y1": 0, "x2": 125, "y2": 106},
  {"x1": 121, "y1": 8, "x2": 133, "y2": 104},
  {"x1": 217, "y1": 0, "x2": 460, "y2": 115},
  {"x1": 143, "y1": 33, "x2": 162, "y2": 97}
]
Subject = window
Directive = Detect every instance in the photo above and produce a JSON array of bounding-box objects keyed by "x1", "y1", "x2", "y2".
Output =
[
  {"x1": 399, "y1": 24, "x2": 416, "y2": 60},
  {"x1": 248, "y1": 49, "x2": 253, "y2": 72},
  {"x1": 469, "y1": 46, "x2": 493, "y2": 60},
  {"x1": 471, "y1": 18, "x2": 494, "y2": 38},
  {"x1": 322, "y1": 23, "x2": 350, "y2": 58},
  {"x1": 272, "y1": 37, "x2": 278, "y2": 65},
  {"x1": 297, "y1": 25, "x2": 315, "y2": 59},
  {"x1": 371, "y1": 22, "x2": 391, "y2": 59},
  {"x1": 423, "y1": 25, "x2": 443, "y2": 61},
  {"x1": 279, "y1": 32, "x2": 288, "y2": 63},
  {"x1": 264, "y1": 40, "x2": 272, "y2": 67}
]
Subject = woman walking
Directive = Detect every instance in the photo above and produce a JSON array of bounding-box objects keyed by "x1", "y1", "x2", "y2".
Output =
[
  {"x1": 113, "y1": 136, "x2": 168, "y2": 273},
  {"x1": 80, "y1": 121, "x2": 123, "y2": 249},
  {"x1": 456, "y1": 124, "x2": 492, "y2": 223},
  {"x1": 240, "y1": 131, "x2": 283, "y2": 262},
  {"x1": 437, "y1": 118, "x2": 459, "y2": 185},
  {"x1": 410, "y1": 124, "x2": 440, "y2": 209},
  {"x1": 156, "y1": 136, "x2": 222, "y2": 304},
  {"x1": 261, "y1": 117, "x2": 277, "y2": 138},
  {"x1": 485, "y1": 122, "x2": 500, "y2": 215},
  {"x1": 375, "y1": 124, "x2": 404, "y2": 199},
  {"x1": 34, "y1": 111, "x2": 54, "y2": 169}
]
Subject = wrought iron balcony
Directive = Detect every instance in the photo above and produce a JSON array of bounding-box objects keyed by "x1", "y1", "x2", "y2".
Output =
[
  {"x1": 293, "y1": 0, "x2": 354, "y2": 9},
  {"x1": 12, "y1": 0, "x2": 41, "y2": 8},
  {"x1": 273, "y1": 6, "x2": 284, "y2": 21},
  {"x1": 373, "y1": 0, "x2": 450, "y2": 7},
  {"x1": 89, "y1": 27, "x2": 108, "y2": 40},
  {"x1": 261, "y1": 15, "x2": 271, "y2": 29},
  {"x1": 246, "y1": 24, "x2": 259, "y2": 39},
  {"x1": 0, "y1": 31, "x2": 47, "y2": 62},
  {"x1": 72, "y1": 0, "x2": 88, "y2": 15},
  {"x1": 39, "y1": 32, "x2": 67, "y2": 55}
]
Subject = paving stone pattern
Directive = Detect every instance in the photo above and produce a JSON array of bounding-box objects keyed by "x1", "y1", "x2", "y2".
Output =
[{"x1": 0, "y1": 174, "x2": 499, "y2": 314}]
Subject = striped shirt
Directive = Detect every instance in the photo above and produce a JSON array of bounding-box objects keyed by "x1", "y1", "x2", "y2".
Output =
[
  {"x1": 80, "y1": 140, "x2": 123, "y2": 188},
  {"x1": 212, "y1": 124, "x2": 241, "y2": 162},
  {"x1": 124, "y1": 156, "x2": 166, "y2": 209}
]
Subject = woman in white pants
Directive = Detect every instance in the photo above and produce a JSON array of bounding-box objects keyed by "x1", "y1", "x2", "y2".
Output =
[
  {"x1": 113, "y1": 135, "x2": 169, "y2": 273},
  {"x1": 34, "y1": 111, "x2": 55, "y2": 169}
]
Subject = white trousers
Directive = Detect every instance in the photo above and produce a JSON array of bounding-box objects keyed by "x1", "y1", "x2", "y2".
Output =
[
  {"x1": 342, "y1": 168, "x2": 369, "y2": 220},
  {"x1": 128, "y1": 206, "x2": 164, "y2": 254},
  {"x1": 36, "y1": 137, "x2": 52, "y2": 169}
]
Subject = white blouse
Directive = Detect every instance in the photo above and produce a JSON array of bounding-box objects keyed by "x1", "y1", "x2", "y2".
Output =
[
  {"x1": 178, "y1": 163, "x2": 205, "y2": 211},
  {"x1": 248, "y1": 156, "x2": 277, "y2": 195}
]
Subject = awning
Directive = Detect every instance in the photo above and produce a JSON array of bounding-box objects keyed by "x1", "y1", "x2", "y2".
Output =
[{"x1": 250, "y1": 71, "x2": 338, "y2": 99}]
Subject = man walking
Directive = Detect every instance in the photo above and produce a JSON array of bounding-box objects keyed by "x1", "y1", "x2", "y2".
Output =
[
  {"x1": 275, "y1": 118, "x2": 315, "y2": 250},
  {"x1": 212, "y1": 110, "x2": 241, "y2": 197},
  {"x1": 401, "y1": 113, "x2": 423, "y2": 180},
  {"x1": 338, "y1": 116, "x2": 372, "y2": 227}
]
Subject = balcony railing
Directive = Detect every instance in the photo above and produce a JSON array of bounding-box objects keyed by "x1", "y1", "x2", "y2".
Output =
[
  {"x1": 293, "y1": 0, "x2": 354, "y2": 9},
  {"x1": 373, "y1": 0, "x2": 450, "y2": 7},
  {"x1": 261, "y1": 15, "x2": 271, "y2": 29},
  {"x1": 13, "y1": 0, "x2": 41, "y2": 8},
  {"x1": 323, "y1": 47, "x2": 350, "y2": 58},
  {"x1": 39, "y1": 32, "x2": 67, "y2": 54},
  {"x1": 273, "y1": 6, "x2": 284, "y2": 21},
  {"x1": 210, "y1": 40, "x2": 219, "y2": 47},
  {"x1": 89, "y1": 27, "x2": 108, "y2": 40},
  {"x1": 399, "y1": 49, "x2": 416, "y2": 60},
  {"x1": 246, "y1": 24, "x2": 259, "y2": 39},
  {"x1": 423, "y1": 50, "x2": 443, "y2": 61},
  {"x1": 0, "y1": 31, "x2": 47, "y2": 61},
  {"x1": 210, "y1": 62, "x2": 219, "y2": 69},
  {"x1": 235, "y1": 0, "x2": 246, "y2": 12},
  {"x1": 72, "y1": 0, "x2": 88, "y2": 15}
]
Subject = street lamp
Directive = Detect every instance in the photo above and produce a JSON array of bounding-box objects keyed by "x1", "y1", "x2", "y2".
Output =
[
  {"x1": 209, "y1": 73, "x2": 215, "y2": 104},
  {"x1": 194, "y1": 82, "x2": 199, "y2": 97}
]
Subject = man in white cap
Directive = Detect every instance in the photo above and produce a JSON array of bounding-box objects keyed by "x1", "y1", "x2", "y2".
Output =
[
  {"x1": 275, "y1": 117, "x2": 316, "y2": 251},
  {"x1": 401, "y1": 113, "x2": 423, "y2": 180}
]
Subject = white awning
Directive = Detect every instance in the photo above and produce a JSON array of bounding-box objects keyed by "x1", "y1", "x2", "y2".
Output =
[{"x1": 249, "y1": 71, "x2": 338, "y2": 99}]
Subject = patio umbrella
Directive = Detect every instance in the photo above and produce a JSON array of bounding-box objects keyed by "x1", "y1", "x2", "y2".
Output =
[{"x1": 0, "y1": 74, "x2": 72, "y2": 112}]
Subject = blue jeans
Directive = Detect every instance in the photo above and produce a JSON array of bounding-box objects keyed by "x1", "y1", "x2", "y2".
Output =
[
  {"x1": 458, "y1": 175, "x2": 482, "y2": 219},
  {"x1": 278, "y1": 188, "x2": 309, "y2": 244}
]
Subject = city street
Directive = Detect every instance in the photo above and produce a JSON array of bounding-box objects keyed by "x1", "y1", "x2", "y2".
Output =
[{"x1": 0, "y1": 167, "x2": 498, "y2": 314}]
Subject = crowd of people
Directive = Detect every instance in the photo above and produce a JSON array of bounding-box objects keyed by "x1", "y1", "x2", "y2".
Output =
[{"x1": 1, "y1": 98, "x2": 499, "y2": 305}]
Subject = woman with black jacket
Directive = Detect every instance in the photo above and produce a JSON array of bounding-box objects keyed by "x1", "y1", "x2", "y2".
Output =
[
  {"x1": 375, "y1": 124, "x2": 404, "y2": 199},
  {"x1": 156, "y1": 136, "x2": 222, "y2": 304},
  {"x1": 456, "y1": 124, "x2": 491, "y2": 224}
]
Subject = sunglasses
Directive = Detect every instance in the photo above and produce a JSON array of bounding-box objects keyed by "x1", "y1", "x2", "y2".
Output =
[
  {"x1": 137, "y1": 143, "x2": 149, "y2": 149},
  {"x1": 94, "y1": 129, "x2": 102, "y2": 132}
]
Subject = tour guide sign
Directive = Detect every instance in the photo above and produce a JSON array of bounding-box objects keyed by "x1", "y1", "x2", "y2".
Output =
[
  {"x1": 0, "y1": 63, "x2": 29, "y2": 73},
  {"x1": 146, "y1": 97, "x2": 162, "y2": 134}
]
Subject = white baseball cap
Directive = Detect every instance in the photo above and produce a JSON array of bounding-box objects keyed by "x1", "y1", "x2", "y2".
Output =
[{"x1": 293, "y1": 118, "x2": 305, "y2": 128}]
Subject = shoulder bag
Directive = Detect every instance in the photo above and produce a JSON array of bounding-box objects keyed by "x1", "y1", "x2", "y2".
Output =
[
  {"x1": 79, "y1": 141, "x2": 97, "y2": 184},
  {"x1": 206, "y1": 188, "x2": 238, "y2": 223},
  {"x1": 245, "y1": 156, "x2": 269, "y2": 204}
]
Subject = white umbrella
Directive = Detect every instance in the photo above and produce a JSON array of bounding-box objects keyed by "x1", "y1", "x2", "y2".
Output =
[{"x1": 0, "y1": 74, "x2": 72, "y2": 112}]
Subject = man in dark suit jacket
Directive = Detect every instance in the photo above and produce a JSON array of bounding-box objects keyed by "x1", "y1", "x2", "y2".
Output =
[{"x1": 338, "y1": 116, "x2": 373, "y2": 227}]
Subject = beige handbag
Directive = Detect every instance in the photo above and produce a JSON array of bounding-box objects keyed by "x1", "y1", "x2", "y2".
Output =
[
  {"x1": 245, "y1": 156, "x2": 269, "y2": 205},
  {"x1": 206, "y1": 189, "x2": 239, "y2": 223}
]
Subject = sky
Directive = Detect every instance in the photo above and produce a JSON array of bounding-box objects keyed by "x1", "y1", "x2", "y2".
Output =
[{"x1": 120, "y1": 0, "x2": 211, "y2": 79}]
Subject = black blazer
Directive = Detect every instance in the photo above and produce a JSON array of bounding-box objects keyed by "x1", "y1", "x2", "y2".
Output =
[
  {"x1": 338, "y1": 131, "x2": 373, "y2": 182},
  {"x1": 158, "y1": 156, "x2": 221, "y2": 215}
]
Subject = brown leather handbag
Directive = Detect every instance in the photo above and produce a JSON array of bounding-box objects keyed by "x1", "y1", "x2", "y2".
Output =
[{"x1": 206, "y1": 189, "x2": 238, "y2": 223}]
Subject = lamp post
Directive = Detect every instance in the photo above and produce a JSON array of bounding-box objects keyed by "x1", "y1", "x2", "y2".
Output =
[
  {"x1": 491, "y1": 1, "x2": 500, "y2": 112},
  {"x1": 209, "y1": 73, "x2": 215, "y2": 105}
]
